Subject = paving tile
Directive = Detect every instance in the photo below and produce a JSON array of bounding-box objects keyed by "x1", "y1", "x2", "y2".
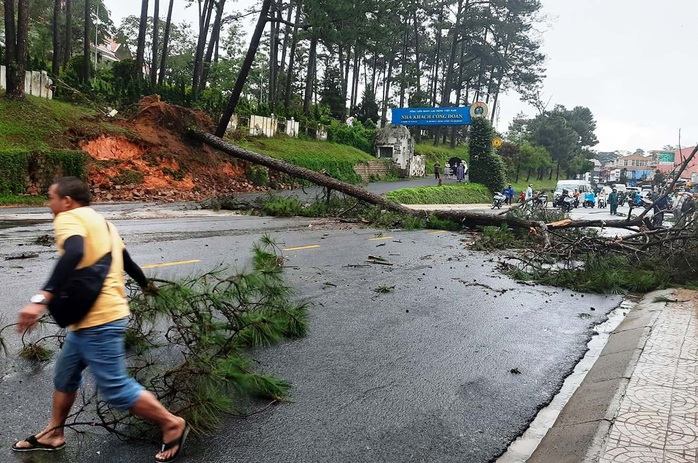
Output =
[
  {"x1": 631, "y1": 364, "x2": 678, "y2": 388},
  {"x1": 672, "y1": 367, "x2": 698, "y2": 389},
  {"x1": 669, "y1": 389, "x2": 698, "y2": 416},
  {"x1": 645, "y1": 333, "x2": 685, "y2": 351},
  {"x1": 637, "y1": 351, "x2": 679, "y2": 368},
  {"x1": 665, "y1": 415, "x2": 698, "y2": 457},
  {"x1": 598, "y1": 445, "x2": 666, "y2": 462},
  {"x1": 664, "y1": 449, "x2": 698, "y2": 462},
  {"x1": 678, "y1": 359, "x2": 698, "y2": 369},
  {"x1": 619, "y1": 384, "x2": 673, "y2": 415},
  {"x1": 609, "y1": 411, "x2": 669, "y2": 450}
]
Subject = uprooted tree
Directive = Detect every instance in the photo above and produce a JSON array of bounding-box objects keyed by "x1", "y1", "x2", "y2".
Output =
[
  {"x1": 188, "y1": 130, "x2": 694, "y2": 232},
  {"x1": 188, "y1": 129, "x2": 698, "y2": 291}
]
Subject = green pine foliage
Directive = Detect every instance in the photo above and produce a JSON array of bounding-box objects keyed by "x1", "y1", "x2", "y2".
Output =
[
  {"x1": 468, "y1": 118, "x2": 507, "y2": 193},
  {"x1": 3, "y1": 238, "x2": 308, "y2": 436}
]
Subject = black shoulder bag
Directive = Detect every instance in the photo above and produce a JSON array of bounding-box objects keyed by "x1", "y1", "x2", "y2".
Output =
[{"x1": 48, "y1": 221, "x2": 113, "y2": 328}]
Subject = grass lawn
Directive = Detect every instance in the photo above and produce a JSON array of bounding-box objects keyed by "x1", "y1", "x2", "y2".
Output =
[
  {"x1": 0, "y1": 195, "x2": 47, "y2": 206},
  {"x1": 0, "y1": 94, "x2": 127, "y2": 153},
  {"x1": 385, "y1": 182, "x2": 491, "y2": 204}
]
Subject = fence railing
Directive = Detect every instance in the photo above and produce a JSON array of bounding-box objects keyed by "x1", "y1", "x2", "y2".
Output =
[
  {"x1": 226, "y1": 114, "x2": 328, "y2": 140},
  {"x1": 0, "y1": 66, "x2": 53, "y2": 99}
]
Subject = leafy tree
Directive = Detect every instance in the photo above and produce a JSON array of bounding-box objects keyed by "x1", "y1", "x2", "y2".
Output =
[
  {"x1": 353, "y1": 87, "x2": 379, "y2": 125},
  {"x1": 469, "y1": 117, "x2": 506, "y2": 193},
  {"x1": 319, "y1": 62, "x2": 345, "y2": 119}
]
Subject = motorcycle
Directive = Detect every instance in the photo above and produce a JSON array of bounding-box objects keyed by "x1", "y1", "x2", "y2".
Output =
[
  {"x1": 597, "y1": 197, "x2": 607, "y2": 208},
  {"x1": 561, "y1": 195, "x2": 575, "y2": 212},
  {"x1": 582, "y1": 193, "x2": 596, "y2": 208},
  {"x1": 492, "y1": 192, "x2": 506, "y2": 209}
]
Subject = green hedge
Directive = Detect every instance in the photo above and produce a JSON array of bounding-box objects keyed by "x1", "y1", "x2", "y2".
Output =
[
  {"x1": 0, "y1": 152, "x2": 30, "y2": 195},
  {"x1": 385, "y1": 183, "x2": 492, "y2": 204},
  {"x1": 0, "y1": 150, "x2": 88, "y2": 195}
]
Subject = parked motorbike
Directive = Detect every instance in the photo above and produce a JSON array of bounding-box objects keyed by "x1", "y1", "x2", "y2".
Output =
[{"x1": 492, "y1": 192, "x2": 506, "y2": 209}]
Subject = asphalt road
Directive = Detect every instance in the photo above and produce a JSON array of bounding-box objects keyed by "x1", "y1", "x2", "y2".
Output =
[{"x1": 0, "y1": 201, "x2": 623, "y2": 463}]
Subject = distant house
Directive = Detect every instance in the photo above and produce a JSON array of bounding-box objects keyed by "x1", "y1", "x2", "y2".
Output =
[
  {"x1": 91, "y1": 37, "x2": 131, "y2": 66},
  {"x1": 608, "y1": 154, "x2": 653, "y2": 182}
]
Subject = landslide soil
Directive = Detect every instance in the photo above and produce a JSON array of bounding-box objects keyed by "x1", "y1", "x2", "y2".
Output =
[{"x1": 78, "y1": 95, "x2": 260, "y2": 202}]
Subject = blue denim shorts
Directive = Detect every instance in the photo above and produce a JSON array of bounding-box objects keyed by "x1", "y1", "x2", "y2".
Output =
[{"x1": 54, "y1": 317, "x2": 143, "y2": 411}]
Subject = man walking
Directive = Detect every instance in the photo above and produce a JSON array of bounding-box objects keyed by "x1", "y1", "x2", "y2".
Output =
[
  {"x1": 434, "y1": 162, "x2": 441, "y2": 181},
  {"x1": 13, "y1": 177, "x2": 188, "y2": 462}
]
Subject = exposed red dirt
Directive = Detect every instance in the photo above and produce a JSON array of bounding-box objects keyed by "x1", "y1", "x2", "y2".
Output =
[{"x1": 77, "y1": 95, "x2": 261, "y2": 202}]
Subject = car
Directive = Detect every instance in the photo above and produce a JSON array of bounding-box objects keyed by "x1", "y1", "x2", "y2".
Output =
[
  {"x1": 626, "y1": 186, "x2": 641, "y2": 195},
  {"x1": 641, "y1": 187, "x2": 653, "y2": 196}
]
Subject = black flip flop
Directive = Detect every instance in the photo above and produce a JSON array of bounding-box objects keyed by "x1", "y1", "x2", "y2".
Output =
[
  {"x1": 12, "y1": 435, "x2": 66, "y2": 452},
  {"x1": 155, "y1": 422, "x2": 190, "y2": 463}
]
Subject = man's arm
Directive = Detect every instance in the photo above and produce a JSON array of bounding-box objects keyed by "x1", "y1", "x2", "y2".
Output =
[
  {"x1": 123, "y1": 249, "x2": 158, "y2": 295},
  {"x1": 18, "y1": 235, "x2": 84, "y2": 333}
]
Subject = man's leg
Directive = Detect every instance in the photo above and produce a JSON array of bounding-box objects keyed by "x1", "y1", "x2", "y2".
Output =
[
  {"x1": 13, "y1": 329, "x2": 86, "y2": 450},
  {"x1": 12, "y1": 391, "x2": 77, "y2": 449},
  {"x1": 131, "y1": 391, "x2": 187, "y2": 461},
  {"x1": 86, "y1": 319, "x2": 187, "y2": 461}
]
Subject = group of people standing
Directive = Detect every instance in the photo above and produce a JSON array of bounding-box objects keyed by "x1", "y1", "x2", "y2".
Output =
[{"x1": 433, "y1": 162, "x2": 467, "y2": 183}]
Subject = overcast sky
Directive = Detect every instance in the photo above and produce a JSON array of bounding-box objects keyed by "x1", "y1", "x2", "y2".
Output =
[{"x1": 104, "y1": 0, "x2": 698, "y2": 153}]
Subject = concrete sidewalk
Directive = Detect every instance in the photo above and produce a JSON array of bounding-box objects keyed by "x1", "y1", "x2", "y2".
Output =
[{"x1": 529, "y1": 289, "x2": 698, "y2": 463}]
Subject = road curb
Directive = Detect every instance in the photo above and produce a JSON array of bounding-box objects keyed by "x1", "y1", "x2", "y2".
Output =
[{"x1": 527, "y1": 289, "x2": 672, "y2": 463}]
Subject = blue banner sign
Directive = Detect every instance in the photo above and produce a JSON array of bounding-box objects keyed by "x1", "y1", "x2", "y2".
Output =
[{"x1": 391, "y1": 106, "x2": 472, "y2": 126}]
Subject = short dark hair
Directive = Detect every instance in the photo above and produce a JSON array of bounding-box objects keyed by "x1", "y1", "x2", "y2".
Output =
[{"x1": 52, "y1": 177, "x2": 91, "y2": 206}]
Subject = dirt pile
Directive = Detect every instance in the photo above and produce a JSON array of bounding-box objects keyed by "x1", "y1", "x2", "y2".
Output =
[{"x1": 78, "y1": 95, "x2": 260, "y2": 202}]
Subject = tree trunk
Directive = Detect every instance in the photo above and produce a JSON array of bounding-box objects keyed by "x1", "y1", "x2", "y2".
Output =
[
  {"x1": 342, "y1": 47, "x2": 350, "y2": 118},
  {"x1": 278, "y1": 0, "x2": 293, "y2": 100},
  {"x1": 158, "y1": 0, "x2": 175, "y2": 85},
  {"x1": 188, "y1": 129, "x2": 600, "y2": 232},
  {"x1": 302, "y1": 34, "x2": 318, "y2": 114},
  {"x1": 192, "y1": 0, "x2": 214, "y2": 94},
  {"x1": 215, "y1": 0, "x2": 272, "y2": 137},
  {"x1": 4, "y1": 0, "x2": 16, "y2": 66},
  {"x1": 136, "y1": 0, "x2": 149, "y2": 80},
  {"x1": 4, "y1": 0, "x2": 26, "y2": 98},
  {"x1": 399, "y1": 26, "x2": 407, "y2": 108},
  {"x1": 268, "y1": 0, "x2": 281, "y2": 110},
  {"x1": 283, "y1": 0, "x2": 302, "y2": 110},
  {"x1": 149, "y1": 0, "x2": 160, "y2": 86},
  {"x1": 380, "y1": 58, "x2": 392, "y2": 126},
  {"x1": 351, "y1": 50, "x2": 360, "y2": 110},
  {"x1": 52, "y1": 0, "x2": 61, "y2": 75},
  {"x1": 413, "y1": 10, "x2": 420, "y2": 98},
  {"x1": 200, "y1": 0, "x2": 226, "y2": 93},
  {"x1": 63, "y1": 0, "x2": 72, "y2": 66},
  {"x1": 83, "y1": 0, "x2": 91, "y2": 83}
]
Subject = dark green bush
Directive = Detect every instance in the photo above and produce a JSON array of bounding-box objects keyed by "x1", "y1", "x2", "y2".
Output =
[{"x1": 326, "y1": 120, "x2": 376, "y2": 154}]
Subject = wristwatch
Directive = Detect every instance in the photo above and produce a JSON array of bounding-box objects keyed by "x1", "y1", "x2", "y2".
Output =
[{"x1": 30, "y1": 294, "x2": 47, "y2": 305}]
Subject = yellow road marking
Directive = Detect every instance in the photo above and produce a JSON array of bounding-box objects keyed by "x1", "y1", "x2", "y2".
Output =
[
  {"x1": 368, "y1": 236, "x2": 394, "y2": 241},
  {"x1": 427, "y1": 230, "x2": 447, "y2": 234},
  {"x1": 283, "y1": 245, "x2": 320, "y2": 251},
  {"x1": 142, "y1": 259, "x2": 201, "y2": 269}
]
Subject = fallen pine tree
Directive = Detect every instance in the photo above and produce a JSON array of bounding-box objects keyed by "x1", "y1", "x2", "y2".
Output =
[{"x1": 187, "y1": 130, "x2": 696, "y2": 238}]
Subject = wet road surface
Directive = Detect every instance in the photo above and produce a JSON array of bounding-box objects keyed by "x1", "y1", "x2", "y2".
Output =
[{"x1": 0, "y1": 206, "x2": 622, "y2": 462}]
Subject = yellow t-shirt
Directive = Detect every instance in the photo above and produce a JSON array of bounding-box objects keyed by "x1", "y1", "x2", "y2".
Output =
[{"x1": 53, "y1": 207, "x2": 130, "y2": 330}]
